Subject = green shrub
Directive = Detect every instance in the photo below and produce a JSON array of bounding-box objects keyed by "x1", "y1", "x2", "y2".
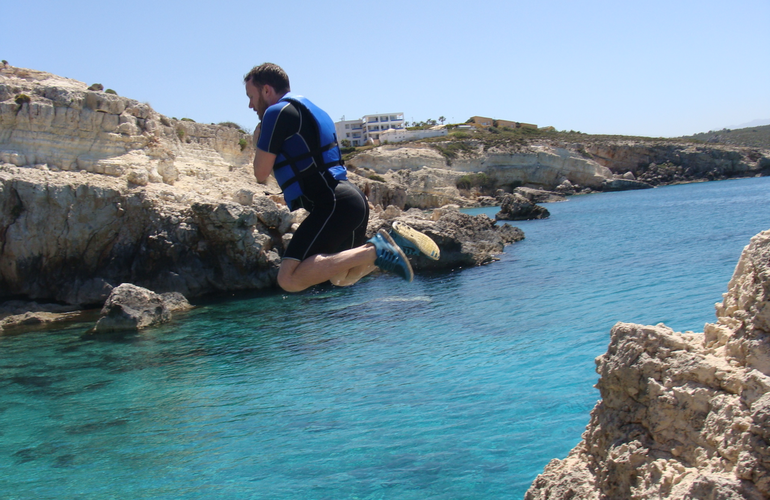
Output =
[
  {"x1": 105, "y1": 89, "x2": 118, "y2": 95},
  {"x1": 176, "y1": 127, "x2": 185, "y2": 140},
  {"x1": 367, "y1": 173, "x2": 386, "y2": 182},
  {"x1": 432, "y1": 141, "x2": 476, "y2": 164},
  {"x1": 456, "y1": 175, "x2": 472, "y2": 190},
  {"x1": 456, "y1": 172, "x2": 496, "y2": 192},
  {"x1": 88, "y1": 83, "x2": 104, "y2": 91},
  {"x1": 14, "y1": 94, "x2": 31, "y2": 105},
  {"x1": 239, "y1": 137, "x2": 248, "y2": 151},
  {"x1": 181, "y1": 117, "x2": 195, "y2": 122},
  {"x1": 219, "y1": 121, "x2": 247, "y2": 133}
]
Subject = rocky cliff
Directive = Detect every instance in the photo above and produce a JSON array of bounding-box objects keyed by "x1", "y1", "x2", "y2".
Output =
[
  {"x1": 0, "y1": 67, "x2": 526, "y2": 315},
  {"x1": 525, "y1": 230, "x2": 770, "y2": 500},
  {"x1": 0, "y1": 66, "x2": 280, "y2": 306},
  {"x1": 348, "y1": 142, "x2": 616, "y2": 192},
  {"x1": 0, "y1": 66, "x2": 255, "y2": 194},
  {"x1": 348, "y1": 138, "x2": 769, "y2": 195}
]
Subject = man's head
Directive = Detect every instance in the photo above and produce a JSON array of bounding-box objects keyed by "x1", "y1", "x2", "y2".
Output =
[{"x1": 244, "y1": 63, "x2": 291, "y2": 120}]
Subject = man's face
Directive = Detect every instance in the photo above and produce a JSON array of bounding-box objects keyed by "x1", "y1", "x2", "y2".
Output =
[{"x1": 246, "y1": 81, "x2": 268, "y2": 120}]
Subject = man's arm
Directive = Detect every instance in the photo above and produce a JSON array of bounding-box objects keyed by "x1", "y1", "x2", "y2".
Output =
[
  {"x1": 252, "y1": 123, "x2": 276, "y2": 183},
  {"x1": 253, "y1": 102, "x2": 298, "y2": 184},
  {"x1": 254, "y1": 148, "x2": 277, "y2": 183}
]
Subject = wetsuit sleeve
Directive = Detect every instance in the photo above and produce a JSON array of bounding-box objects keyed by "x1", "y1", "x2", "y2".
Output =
[{"x1": 257, "y1": 102, "x2": 301, "y2": 155}]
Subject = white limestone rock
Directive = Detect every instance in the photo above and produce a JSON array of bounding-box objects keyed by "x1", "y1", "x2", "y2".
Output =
[{"x1": 526, "y1": 229, "x2": 770, "y2": 500}]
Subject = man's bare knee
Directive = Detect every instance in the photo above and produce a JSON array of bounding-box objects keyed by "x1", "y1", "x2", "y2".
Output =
[
  {"x1": 278, "y1": 280, "x2": 307, "y2": 293},
  {"x1": 277, "y1": 272, "x2": 307, "y2": 293},
  {"x1": 277, "y1": 260, "x2": 307, "y2": 293}
]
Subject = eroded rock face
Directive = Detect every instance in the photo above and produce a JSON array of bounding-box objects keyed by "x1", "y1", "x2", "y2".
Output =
[
  {"x1": 0, "y1": 158, "x2": 525, "y2": 309},
  {"x1": 0, "y1": 67, "x2": 291, "y2": 306},
  {"x1": 0, "y1": 67, "x2": 252, "y2": 181},
  {"x1": 348, "y1": 139, "x2": 768, "y2": 194},
  {"x1": 349, "y1": 143, "x2": 614, "y2": 190},
  {"x1": 526, "y1": 230, "x2": 770, "y2": 500},
  {"x1": 0, "y1": 167, "x2": 284, "y2": 305},
  {"x1": 586, "y1": 142, "x2": 765, "y2": 182}
]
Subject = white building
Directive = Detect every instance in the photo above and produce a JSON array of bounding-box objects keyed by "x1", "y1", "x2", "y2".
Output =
[
  {"x1": 335, "y1": 112, "x2": 405, "y2": 146},
  {"x1": 379, "y1": 127, "x2": 448, "y2": 143},
  {"x1": 335, "y1": 119, "x2": 365, "y2": 146}
]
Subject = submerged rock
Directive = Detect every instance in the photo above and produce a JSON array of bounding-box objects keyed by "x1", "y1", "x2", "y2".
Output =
[
  {"x1": 526, "y1": 229, "x2": 770, "y2": 500},
  {"x1": 92, "y1": 283, "x2": 192, "y2": 333}
]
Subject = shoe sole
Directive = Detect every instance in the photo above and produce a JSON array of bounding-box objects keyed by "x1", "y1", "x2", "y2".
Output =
[
  {"x1": 392, "y1": 222, "x2": 440, "y2": 261},
  {"x1": 379, "y1": 230, "x2": 414, "y2": 282}
]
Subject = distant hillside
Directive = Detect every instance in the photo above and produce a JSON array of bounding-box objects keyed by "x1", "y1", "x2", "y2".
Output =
[{"x1": 679, "y1": 124, "x2": 770, "y2": 148}]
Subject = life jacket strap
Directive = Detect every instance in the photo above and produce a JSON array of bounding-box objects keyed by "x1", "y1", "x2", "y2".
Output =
[
  {"x1": 273, "y1": 141, "x2": 339, "y2": 170},
  {"x1": 279, "y1": 160, "x2": 342, "y2": 191},
  {"x1": 275, "y1": 136, "x2": 345, "y2": 192},
  {"x1": 273, "y1": 95, "x2": 345, "y2": 199}
]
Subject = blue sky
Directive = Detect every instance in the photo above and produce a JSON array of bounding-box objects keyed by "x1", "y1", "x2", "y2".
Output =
[{"x1": 5, "y1": 0, "x2": 769, "y2": 137}]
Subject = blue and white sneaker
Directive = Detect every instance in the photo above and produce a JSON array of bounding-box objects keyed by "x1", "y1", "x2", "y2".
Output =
[
  {"x1": 390, "y1": 221, "x2": 440, "y2": 261},
  {"x1": 368, "y1": 229, "x2": 414, "y2": 282}
]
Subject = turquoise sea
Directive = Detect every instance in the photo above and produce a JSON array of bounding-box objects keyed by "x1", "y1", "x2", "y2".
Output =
[{"x1": 1, "y1": 177, "x2": 769, "y2": 499}]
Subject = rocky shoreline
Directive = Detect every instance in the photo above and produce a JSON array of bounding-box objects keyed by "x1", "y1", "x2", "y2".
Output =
[
  {"x1": 525, "y1": 230, "x2": 770, "y2": 499},
  {"x1": 0, "y1": 67, "x2": 529, "y2": 333},
  {"x1": 2, "y1": 66, "x2": 768, "y2": 334},
  {"x1": 1, "y1": 66, "x2": 768, "y2": 329}
]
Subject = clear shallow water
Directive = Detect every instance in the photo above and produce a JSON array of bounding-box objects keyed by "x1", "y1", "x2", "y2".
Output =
[{"x1": 1, "y1": 177, "x2": 769, "y2": 499}]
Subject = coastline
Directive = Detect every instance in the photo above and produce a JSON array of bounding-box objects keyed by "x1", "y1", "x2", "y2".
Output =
[{"x1": 1, "y1": 65, "x2": 768, "y2": 331}]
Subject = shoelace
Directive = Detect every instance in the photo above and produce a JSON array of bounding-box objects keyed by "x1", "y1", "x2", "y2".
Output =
[{"x1": 375, "y1": 246, "x2": 401, "y2": 271}]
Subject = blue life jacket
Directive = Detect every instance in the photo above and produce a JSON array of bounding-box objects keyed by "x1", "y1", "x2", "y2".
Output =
[{"x1": 271, "y1": 93, "x2": 347, "y2": 209}]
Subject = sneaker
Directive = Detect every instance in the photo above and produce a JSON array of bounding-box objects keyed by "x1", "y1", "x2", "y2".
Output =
[
  {"x1": 368, "y1": 229, "x2": 414, "y2": 282},
  {"x1": 390, "y1": 221, "x2": 440, "y2": 261}
]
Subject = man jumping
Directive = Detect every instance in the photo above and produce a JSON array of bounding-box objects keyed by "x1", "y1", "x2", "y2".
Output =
[{"x1": 244, "y1": 63, "x2": 439, "y2": 292}]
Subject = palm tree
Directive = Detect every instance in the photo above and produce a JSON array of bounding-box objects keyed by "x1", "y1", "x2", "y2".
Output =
[{"x1": 439, "y1": 116, "x2": 446, "y2": 125}]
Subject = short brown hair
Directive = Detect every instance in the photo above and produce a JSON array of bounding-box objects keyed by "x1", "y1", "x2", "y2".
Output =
[{"x1": 244, "y1": 63, "x2": 291, "y2": 94}]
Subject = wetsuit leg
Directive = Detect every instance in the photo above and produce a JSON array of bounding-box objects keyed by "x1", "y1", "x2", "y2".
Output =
[{"x1": 283, "y1": 181, "x2": 369, "y2": 261}]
